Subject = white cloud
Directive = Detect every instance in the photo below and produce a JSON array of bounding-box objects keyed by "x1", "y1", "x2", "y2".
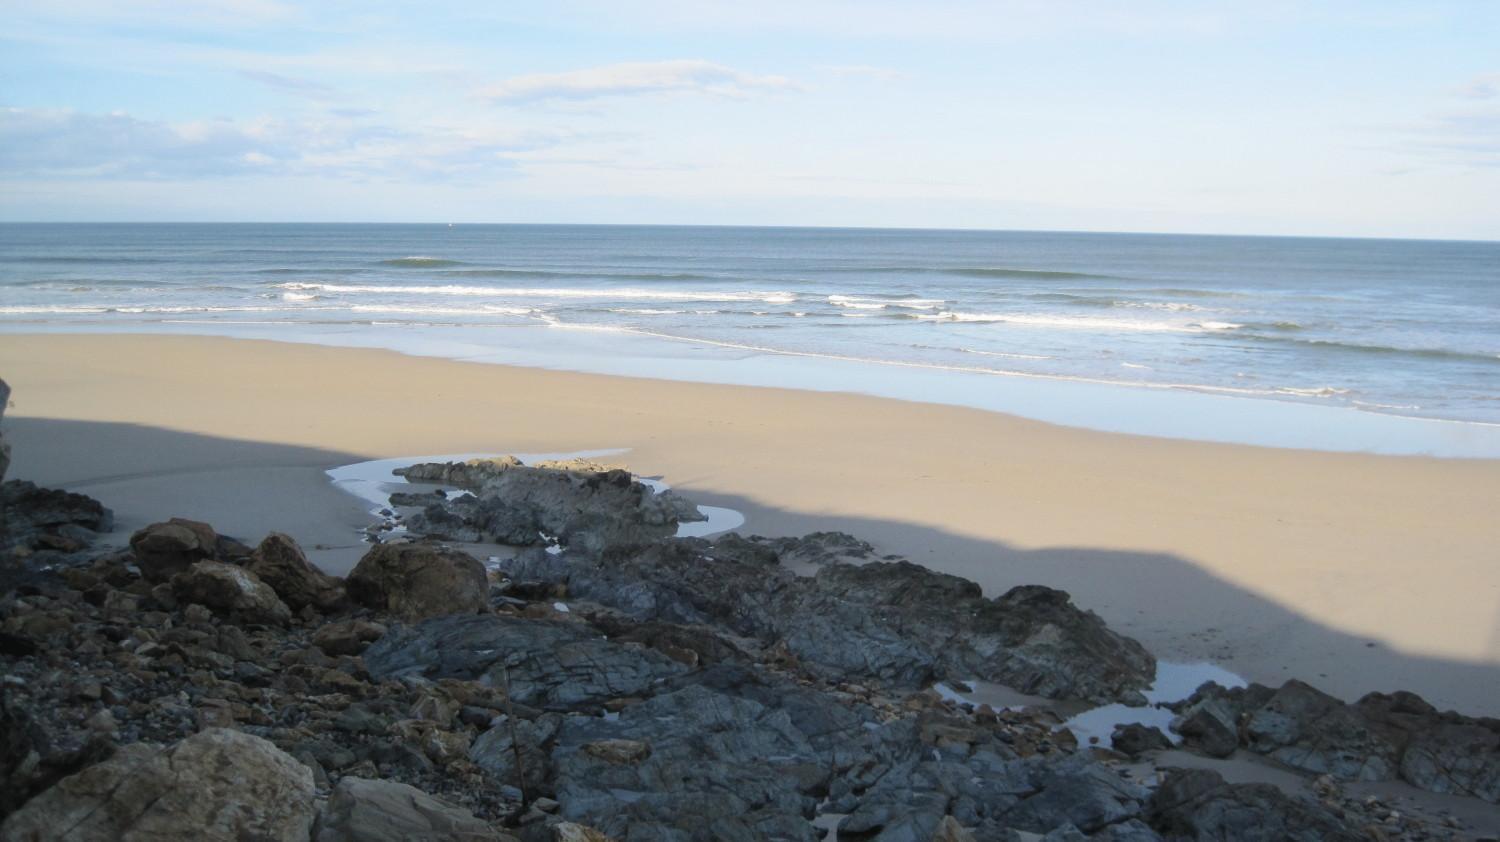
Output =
[
  {"x1": 238, "y1": 70, "x2": 336, "y2": 100},
  {"x1": 0, "y1": 108, "x2": 567, "y2": 181},
  {"x1": 478, "y1": 59, "x2": 796, "y2": 104},
  {"x1": 1456, "y1": 73, "x2": 1500, "y2": 101}
]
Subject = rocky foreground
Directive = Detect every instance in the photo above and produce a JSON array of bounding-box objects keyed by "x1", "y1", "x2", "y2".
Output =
[{"x1": 1, "y1": 423, "x2": 1498, "y2": 840}]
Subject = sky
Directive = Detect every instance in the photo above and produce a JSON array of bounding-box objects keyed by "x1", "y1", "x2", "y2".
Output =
[{"x1": 1, "y1": 1, "x2": 1497, "y2": 239}]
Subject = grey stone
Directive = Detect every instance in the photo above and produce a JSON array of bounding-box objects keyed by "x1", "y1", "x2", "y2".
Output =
[
  {"x1": 0, "y1": 728, "x2": 316, "y2": 842},
  {"x1": 346, "y1": 542, "x2": 488, "y2": 622},
  {"x1": 313, "y1": 776, "x2": 515, "y2": 841},
  {"x1": 1146, "y1": 767, "x2": 1361, "y2": 842},
  {"x1": 171, "y1": 560, "x2": 291, "y2": 626},
  {"x1": 247, "y1": 532, "x2": 345, "y2": 612}
]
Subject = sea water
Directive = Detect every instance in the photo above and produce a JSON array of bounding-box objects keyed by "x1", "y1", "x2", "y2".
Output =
[{"x1": 3, "y1": 223, "x2": 1497, "y2": 455}]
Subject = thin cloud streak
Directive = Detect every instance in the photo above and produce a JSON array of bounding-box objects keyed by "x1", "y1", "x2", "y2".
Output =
[{"x1": 478, "y1": 59, "x2": 797, "y2": 104}]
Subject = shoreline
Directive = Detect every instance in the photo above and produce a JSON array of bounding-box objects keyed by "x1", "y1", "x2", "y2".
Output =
[
  {"x1": 5, "y1": 321, "x2": 1500, "y2": 458},
  {"x1": 2, "y1": 332, "x2": 1499, "y2": 717}
]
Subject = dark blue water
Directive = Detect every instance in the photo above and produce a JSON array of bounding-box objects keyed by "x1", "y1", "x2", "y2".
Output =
[{"x1": 2, "y1": 223, "x2": 1497, "y2": 424}]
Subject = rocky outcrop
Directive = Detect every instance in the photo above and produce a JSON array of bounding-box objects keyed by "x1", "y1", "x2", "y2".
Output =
[
  {"x1": 395, "y1": 457, "x2": 703, "y2": 555},
  {"x1": 172, "y1": 560, "x2": 292, "y2": 626},
  {"x1": 346, "y1": 542, "x2": 487, "y2": 622},
  {"x1": 1147, "y1": 768, "x2": 1361, "y2": 842},
  {"x1": 0, "y1": 482, "x2": 112, "y2": 556},
  {"x1": 500, "y1": 536, "x2": 1155, "y2": 704},
  {"x1": 1175, "y1": 680, "x2": 1500, "y2": 803},
  {"x1": 248, "y1": 532, "x2": 346, "y2": 612},
  {"x1": 0, "y1": 728, "x2": 316, "y2": 841},
  {"x1": 313, "y1": 776, "x2": 516, "y2": 842},
  {"x1": 0, "y1": 378, "x2": 9, "y2": 483},
  {"x1": 363, "y1": 614, "x2": 689, "y2": 711},
  {"x1": 129, "y1": 518, "x2": 220, "y2": 582}
]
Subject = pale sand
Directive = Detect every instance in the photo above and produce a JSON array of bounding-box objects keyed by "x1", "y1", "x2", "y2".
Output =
[{"x1": 3, "y1": 334, "x2": 1499, "y2": 715}]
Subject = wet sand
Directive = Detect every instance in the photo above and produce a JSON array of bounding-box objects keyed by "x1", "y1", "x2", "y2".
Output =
[{"x1": 2, "y1": 333, "x2": 1498, "y2": 716}]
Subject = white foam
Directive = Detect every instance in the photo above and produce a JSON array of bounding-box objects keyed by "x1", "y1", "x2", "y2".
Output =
[{"x1": 276, "y1": 282, "x2": 797, "y2": 304}]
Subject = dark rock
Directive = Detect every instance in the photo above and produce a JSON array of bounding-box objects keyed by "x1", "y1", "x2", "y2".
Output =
[
  {"x1": 363, "y1": 613, "x2": 689, "y2": 711},
  {"x1": 246, "y1": 532, "x2": 345, "y2": 612},
  {"x1": 130, "y1": 518, "x2": 219, "y2": 583},
  {"x1": 398, "y1": 457, "x2": 702, "y2": 555},
  {"x1": 346, "y1": 542, "x2": 488, "y2": 622},
  {"x1": 469, "y1": 714, "x2": 561, "y2": 796},
  {"x1": 1173, "y1": 695, "x2": 1240, "y2": 759},
  {"x1": 171, "y1": 560, "x2": 291, "y2": 626},
  {"x1": 0, "y1": 481, "x2": 113, "y2": 555},
  {"x1": 1181, "y1": 680, "x2": 1500, "y2": 802},
  {"x1": 503, "y1": 538, "x2": 1155, "y2": 704},
  {"x1": 1110, "y1": 723, "x2": 1172, "y2": 757},
  {"x1": 1147, "y1": 767, "x2": 1361, "y2": 841}
]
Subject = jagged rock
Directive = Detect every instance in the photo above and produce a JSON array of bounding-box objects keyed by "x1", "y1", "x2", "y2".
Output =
[
  {"x1": 394, "y1": 456, "x2": 522, "y2": 487},
  {"x1": 930, "y1": 816, "x2": 978, "y2": 842},
  {"x1": 247, "y1": 532, "x2": 345, "y2": 612},
  {"x1": 363, "y1": 613, "x2": 689, "y2": 711},
  {"x1": 1181, "y1": 680, "x2": 1500, "y2": 802},
  {"x1": 1146, "y1": 768, "x2": 1361, "y2": 841},
  {"x1": 0, "y1": 694, "x2": 112, "y2": 820},
  {"x1": 171, "y1": 560, "x2": 291, "y2": 626},
  {"x1": 312, "y1": 618, "x2": 388, "y2": 656},
  {"x1": 397, "y1": 457, "x2": 703, "y2": 555},
  {"x1": 130, "y1": 518, "x2": 219, "y2": 582},
  {"x1": 313, "y1": 776, "x2": 516, "y2": 842},
  {"x1": 346, "y1": 542, "x2": 487, "y2": 622},
  {"x1": 469, "y1": 715, "x2": 561, "y2": 796},
  {"x1": 1109, "y1": 723, "x2": 1172, "y2": 757},
  {"x1": 0, "y1": 481, "x2": 113, "y2": 554},
  {"x1": 998, "y1": 756, "x2": 1148, "y2": 834},
  {"x1": 0, "y1": 728, "x2": 316, "y2": 842},
  {"x1": 1173, "y1": 695, "x2": 1239, "y2": 759},
  {"x1": 502, "y1": 538, "x2": 1155, "y2": 704}
]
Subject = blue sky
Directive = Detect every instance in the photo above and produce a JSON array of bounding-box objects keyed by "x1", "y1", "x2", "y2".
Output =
[{"x1": 2, "y1": 1, "x2": 1497, "y2": 238}]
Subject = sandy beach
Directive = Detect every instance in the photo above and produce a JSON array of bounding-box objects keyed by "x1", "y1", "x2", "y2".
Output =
[{"x1": 3, "y1": 332, "x2": 1498, "y2": 716}]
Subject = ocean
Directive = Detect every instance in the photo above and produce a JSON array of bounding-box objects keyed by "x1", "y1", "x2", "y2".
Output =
[{"x1": 3, "y1": 223, "x2": 1498, "y2": 452}]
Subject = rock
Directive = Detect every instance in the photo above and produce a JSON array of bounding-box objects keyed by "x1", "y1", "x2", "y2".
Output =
[
  {"x1": 503, "y1": 538, "x2": 1155, "y2": 704},
  {"x1": 0, "y1": 378, "x2": 9, "y2": 482},
  {"x1": 999, "y1": 756, "x2": 1149, "y2": 834},
  {"x1": 1110, "y1": 723, "x2": 1173, "y2": 757},
  {"x1": 931, "y1": 816, "x2": 978, "y2": 841},
  {"x1": 0, "y1": 728, "x2": 316, "y2": 841},
  {"x1": 1147, "y1": 768, "x2": 1362, "y2": 841},
  {"x1": 247, "y1": 532, "x2": 345, "y2": 612},
  {"x1": 581, "y1": 738, "x2": 651, "y2": 764},
  {"x1": 1173, "y1": 695, "x2": 1240, "y2": 758},
  {"x1": 397, "y1": 457, "x2": 703, "y2": 555},
  {"x1": 468, "y1": 715, "x2": 560, "y2": 796},
  {"x1": 363, "y1": 614, "x2": 688, "y2": 711},
  {"x1": 346, "y1": 543, "x2": 487, "y2": 622},
  {"x1": 1181, "y1": 680, "x2": 1500, "y2": 802},
  {"x1": 0, "y1": 481, "x2": 113, "y2": 555},
  {"x1": 312, "y1": 618, "x2": 388, "y2": 656},
  {"x1": 313, "y1": 776, "x2": 516, "y2": 842},
  {"x1": 130, "y1": 518, "x2": 219, "y2": 582},
  {"x1": 171, "y1": 560, "x2": 291, "y2": 626},
  {"x1": 552, "y1": 823, "x2": 616, "y2": 842}
]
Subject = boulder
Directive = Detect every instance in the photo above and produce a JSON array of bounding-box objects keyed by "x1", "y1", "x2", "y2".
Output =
[
  {"x1": 1173, "y1": 695, "x2": 1240, "y2": 758},
  {"x1": 247, "y1": 532, "x2": 345, "y2": 612},
  {"x1": 1146, "y1": 768, "x2": 1360, "y2": 842},
  {"x1": 0, "y1": 728, "x2": 316, "y2": 841},
  {"x1": 313, "y1": 776, "x2": 515, "y2": 842},
  {"x1": 130, "y1": 518, "x2": 219, "y2": 582},
  {"x1": 346, "y1": 542, "x2": 487, "y2": 622},
  {"x1": 1110, "y1": 723, "x2": 1172, "y2": 757},
  {"x1": 0, "y1": 481, "x2": 113, "y2": 555},
  {"x1": 172, "y1": 560, "x2": 291, "y2": 626}
]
